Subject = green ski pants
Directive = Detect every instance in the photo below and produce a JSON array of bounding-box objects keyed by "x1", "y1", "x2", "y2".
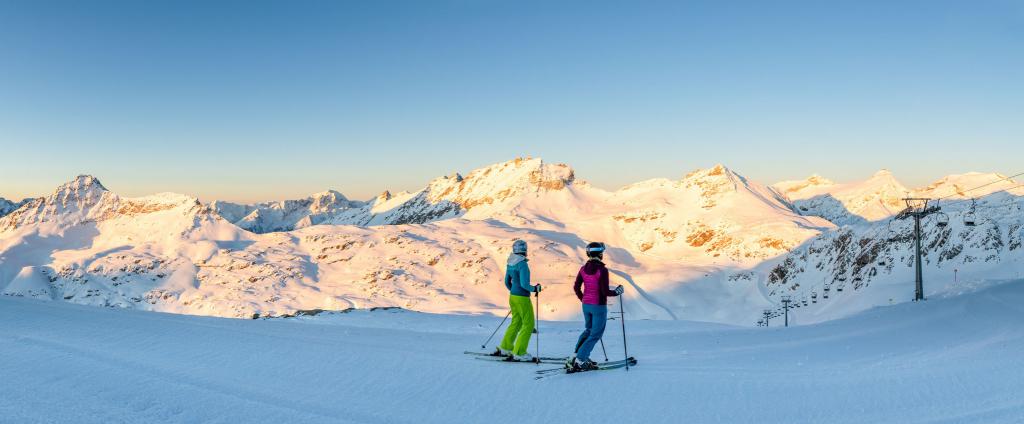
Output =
[{"x1": 499, "y1": 294, "x2": 534, "y2": 356}]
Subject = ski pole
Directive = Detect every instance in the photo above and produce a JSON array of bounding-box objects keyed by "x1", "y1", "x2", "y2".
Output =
[
  {"x1": 599, "y1": 339, "x2": 609, "y2": 362},
  {"x1": 534, "y1": 289, "x2": 540, "y2": 365},
  {"x1": 481, "y1": 310, "x2": 511, "y2": 349},
  {"x1": 619, "y1": 295, "x2": 629, "y2": 371}
]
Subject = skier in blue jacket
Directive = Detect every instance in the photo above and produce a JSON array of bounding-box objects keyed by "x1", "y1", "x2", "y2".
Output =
[{"x1": 495, "y1": 239, "x2": 542, "y2": 362}]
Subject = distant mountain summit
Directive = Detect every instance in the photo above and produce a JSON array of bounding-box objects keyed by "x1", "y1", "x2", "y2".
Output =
[
  {"x1": 212, "y1": 189, "x2": 363, "y2": 233},
  {"x1": 774, "y1": 169, "x2": 909, "y2": 225},
  {"x1": 351, "y1": 157, "x2": 576, "y2": 225},
  {"x1": 914, "y1": 172, "x2": 1020, "y2": 199},
  {"x1": 0, "y1": 175, "x2": 209, "y2": 233}
]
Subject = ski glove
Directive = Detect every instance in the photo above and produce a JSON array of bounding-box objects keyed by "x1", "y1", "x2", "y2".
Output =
[
  {"x1": 614, "y1": 285, "x2": 624, "y2": 295},
  {"x1": 534, "y1": 284, "x2": 543, "y2": 293}
]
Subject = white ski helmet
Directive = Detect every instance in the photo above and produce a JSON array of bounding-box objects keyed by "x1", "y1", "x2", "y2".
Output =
[{"x1": 512, "y1": 240, "x2": 528, "y2": 254}]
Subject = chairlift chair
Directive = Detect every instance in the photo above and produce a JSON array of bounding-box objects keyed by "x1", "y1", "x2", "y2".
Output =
[{"x1": 964, "y1": 199, "x2": 978, "y2": 227}]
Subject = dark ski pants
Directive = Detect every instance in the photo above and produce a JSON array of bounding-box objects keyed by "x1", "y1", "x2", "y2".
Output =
[{"x1": 574, "y1": 304, "x2": 608, "y2": 362}]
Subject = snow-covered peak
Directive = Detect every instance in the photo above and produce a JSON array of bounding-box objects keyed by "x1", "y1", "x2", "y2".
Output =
[
  {"x1": 865, "y1": 169, "x2": 902, "y2": 187},
  {"x1": 374, "y1": 190, "x2": 393, "y2": 204},
  {"x1": 423, "y1": 157, "x2": 575, "y2": 206},
  {"x1": 51, "y1": 174, "x2": 108, "y2": 204},
  {"x1": 683, "y1": 164, "x2": 735, "y2": 181},
  {"x1": 679, "y1": 164, "x2": 748, "y2": 199},
  {"x1": 308, "y1": 190, "x2": 356, "y2": 211},
  {"x1": 2, "y1": 175, "x2": 114, "y2": 228},
  {"x1": 0, "y1": 175, "x2": 209, "y2": 233},
  {"x1": 333, "y1": 157, "x2": 580, "y2": 226}
]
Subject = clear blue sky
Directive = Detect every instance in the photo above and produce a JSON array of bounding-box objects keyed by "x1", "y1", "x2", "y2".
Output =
[{"x1": 1, "y1": 0, "x2": 1021, "y2": 202}]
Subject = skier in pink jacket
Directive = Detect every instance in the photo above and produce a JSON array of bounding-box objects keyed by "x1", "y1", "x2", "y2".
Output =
[{"x1": 569, "y1": 242, "x2": 624, "y2": 371}]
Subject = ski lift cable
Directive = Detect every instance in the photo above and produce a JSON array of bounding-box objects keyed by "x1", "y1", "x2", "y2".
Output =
[
  {"x1": 937, "y1": 171, "x2": 1024, "y2": 200},
  {"x1": 939, "y1": 183, "x2": 1024, "y2": 210}
]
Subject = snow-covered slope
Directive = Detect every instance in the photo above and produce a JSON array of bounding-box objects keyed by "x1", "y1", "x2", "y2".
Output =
[
  {"x1": 757, "y1": 188, "x2": 1024, "y2": 324},
  {"x1": 3, "y1": 278, "x2": 1023, "y2": 423}
]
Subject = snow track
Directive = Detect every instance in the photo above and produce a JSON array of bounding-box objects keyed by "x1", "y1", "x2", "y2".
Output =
[{"x1": 3, "y1": 279, "x2": 1024, "y2": 423}]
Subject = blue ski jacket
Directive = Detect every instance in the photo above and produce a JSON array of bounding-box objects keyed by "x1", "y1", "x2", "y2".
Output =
[{"x1": 504, "y1": 253, "x2": 536, "y2": 297}]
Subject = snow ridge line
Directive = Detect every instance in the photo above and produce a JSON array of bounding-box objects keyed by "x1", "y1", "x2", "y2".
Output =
[{"x1": 609, "y1": 269, "x2": 678, "y2": 320}]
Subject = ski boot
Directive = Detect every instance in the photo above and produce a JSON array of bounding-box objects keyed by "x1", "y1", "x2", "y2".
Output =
[
  {"x1": 569, "y1": 358, "x2": 599, "y2": 373},
  {"x1": 511, "y1": 353, "x2": 537, "y2": 363}
]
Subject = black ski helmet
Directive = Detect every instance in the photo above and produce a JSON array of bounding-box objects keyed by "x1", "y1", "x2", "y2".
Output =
[{"x1": 586, "y1": 242, "x2": 606, "y2": 259}]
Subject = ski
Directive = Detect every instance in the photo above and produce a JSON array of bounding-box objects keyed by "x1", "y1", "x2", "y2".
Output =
[
  {"x1": 534, "y1": 357, "x2": 637, "y2": 379},
  {"x1": 463, "y1": 350, "x2": 568, "y2": 362},
  {"x1": 473, "y1": 355, "x2": 567, "y2": 365},
  {"x1": 566, "y1": 358, "x2": 637, "y2": 374},
  {"x1": 534, "y1": 357, "x2": 636, "y2": 374}
]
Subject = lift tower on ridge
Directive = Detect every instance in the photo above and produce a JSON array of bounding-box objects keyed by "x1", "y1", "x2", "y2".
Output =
[{"x1": 895, "y1": 198, "x2": 941, "y2": 301}]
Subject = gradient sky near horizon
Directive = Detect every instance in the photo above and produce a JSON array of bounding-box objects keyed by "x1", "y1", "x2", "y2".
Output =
[{"x1": 1, "y1": 0, "x2": 1022, "y2": 203}]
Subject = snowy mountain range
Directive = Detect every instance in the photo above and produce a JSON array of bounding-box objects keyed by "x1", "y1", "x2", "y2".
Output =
[
  {"x1": 211, "y1": 158, "x2": 579, "y2": 231},
  {"x1": 1, "y1": 158, "x2": 1021, "y2": 324}
]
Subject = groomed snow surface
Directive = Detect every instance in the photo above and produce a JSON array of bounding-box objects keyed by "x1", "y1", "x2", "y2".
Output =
[{"x1": 2, "y1": 279, "x2": 1022, "y2": 424}]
